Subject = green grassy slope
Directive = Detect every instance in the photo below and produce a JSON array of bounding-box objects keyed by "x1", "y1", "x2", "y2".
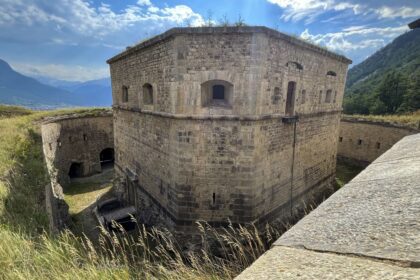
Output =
[{"x1": 344, "y1": 28, "x2": 420, "y2": 114}]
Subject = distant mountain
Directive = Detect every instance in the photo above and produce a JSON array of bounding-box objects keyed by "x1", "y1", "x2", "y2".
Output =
[
  {"x1": 344, "y1": 28, "x2": 420, "y2": 114},
  {"x1": 33, "y1": 76, "x2": 81, "y2": 91},
  {"x1": 0, "y1": 59, "x2": 112, "y2": 109},
  {"x1": 66, "y1": 78, "x2": 112, "y2": 107}
]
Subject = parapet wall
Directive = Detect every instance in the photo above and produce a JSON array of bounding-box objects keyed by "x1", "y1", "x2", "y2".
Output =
[
  {"x1": 41, "y1": 112, "x2": 114, "y2": 186},
  {"x1": 237, "y1": 133, "x2": 420, "y2": 279},
  {"x1": 41, "y1": 111, "x2": 114, "y2": 232},
  {"x1": 338, "y1": 117, "x2": 418, "y2": 165}
]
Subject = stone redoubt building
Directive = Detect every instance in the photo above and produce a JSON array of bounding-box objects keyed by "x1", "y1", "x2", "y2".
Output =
[{"x1": 107, "y1": 26, "x2": 351, "y2": 235}]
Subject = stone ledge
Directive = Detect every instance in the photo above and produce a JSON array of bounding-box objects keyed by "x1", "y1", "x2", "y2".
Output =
[
  {"x1": 41, "y1": 109, "x2": 112, "y2": 124},
  {"x1": 236, "y1": 246, "x2": 419, "y2": 280},
  {"x1": 236, "y1": 133, "x2": 420, "y2": 279}
]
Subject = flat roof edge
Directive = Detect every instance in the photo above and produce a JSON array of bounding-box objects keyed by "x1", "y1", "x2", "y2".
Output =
[{"x1": 106, "y1": 26, "x2": 352, "y2": 64}]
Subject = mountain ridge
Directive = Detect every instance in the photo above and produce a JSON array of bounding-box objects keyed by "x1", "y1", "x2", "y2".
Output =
[
  {"x1": 0, "y1": 59, "x2": 112, "y2": 109},
  {"x1": 344, "y1": 28, "x2": 420, "y2": 114}
]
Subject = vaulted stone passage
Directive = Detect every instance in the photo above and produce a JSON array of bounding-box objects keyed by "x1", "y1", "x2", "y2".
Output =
[
  {"x1": 68, "y1": 162, "x2": 83, "y2": 179},
  {"x1": 100, "y1": 148, "x2": 115, "y2": 170}
]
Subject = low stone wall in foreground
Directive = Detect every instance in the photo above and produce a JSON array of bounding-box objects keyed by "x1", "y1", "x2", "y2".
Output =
[{"x1": 237, "y1": 133, "x2": 420, "y2": 279}]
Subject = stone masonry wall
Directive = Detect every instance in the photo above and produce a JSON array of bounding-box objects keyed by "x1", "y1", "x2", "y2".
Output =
[
  {"x1": 338, "y1": 118, "x2": 418, "y2": 165},
  {"x1": 42, "y1": 114, "x2": 114, "y2": 186},
  {"x1": 41, "y1": 113, "x2": 113, "y2": 232},
  {"x1": 109, "y1": 27, "x2": 350, "y2": 237}
]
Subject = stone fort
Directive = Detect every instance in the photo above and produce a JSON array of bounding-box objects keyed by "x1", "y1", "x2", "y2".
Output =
[{"x1": 106, "y1": 26, "x2": 352, "y2": 236}]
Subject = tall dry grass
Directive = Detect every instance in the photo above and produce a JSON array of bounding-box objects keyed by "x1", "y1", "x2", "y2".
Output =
[
  {"x1": 1, "y1": 106, "x2": 288, "y2": 279},
  {"x1": 0, "y1": 219, "x2": 284, "y2": 279}
]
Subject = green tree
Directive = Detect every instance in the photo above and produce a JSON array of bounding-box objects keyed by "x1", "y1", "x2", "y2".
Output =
[
  {"x1": 376, "y1": 71, "x2": 408, "y2": 113},
  {"x1": 398, "y1": 71, "x2": 420, "y2": 113}
]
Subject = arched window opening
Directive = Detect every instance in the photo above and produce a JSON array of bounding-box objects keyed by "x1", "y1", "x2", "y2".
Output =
[
  {"x1": 122, "y1": 86, "x2": 129, "y2": 103},
  {"x1": 286, "y1": 81, "x2": 296, "y2": 116},
  {"x1": 100, "y1": 148, "x2": 115, "y2": 170},
  {"x1": 286, "y1": 61, "x2": 303, "y2": 71},
  {"x1": 68, "y1": 162, "x2": 83, "y2": 179},
  {"x1": 327, "y1": 71, "x2": 337, "y2": 77},
  {"x1": 143, "y1": 83, "x2": 153, "y2": 105},
  {"x1": 319, "y1": 90, "x2": 323, "y2": 104},
  {"x1": 325, "y1": 89, "x2": 332, "y2": 103},
  {"x1": 201, "y1": 80, "x2": 233, "y2": 108}
]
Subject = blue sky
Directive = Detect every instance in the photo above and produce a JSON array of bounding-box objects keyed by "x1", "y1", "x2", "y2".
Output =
[{"x1": 0, "y1": 0, "x2": 419, "y2": 81}]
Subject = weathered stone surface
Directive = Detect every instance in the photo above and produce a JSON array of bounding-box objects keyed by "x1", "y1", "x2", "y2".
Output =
[
  {"x1": 276, "y1": 134, "x2": 420, "y2": 264},
  {"x1": 42, "y1": 113, "x2": 114, "y2": 186},
  {"x1": 108, "y1": 26, "x2": 351, "y2": 235},
  {"x1": 41, "y1": 112, "x2": 114, "y2": 232},
  {"x1": 236, "y1": 246, "x2": 420, "y2": 280},
  {"x1": 237, "y1": 134, "x2": 420, "y2": 279}
]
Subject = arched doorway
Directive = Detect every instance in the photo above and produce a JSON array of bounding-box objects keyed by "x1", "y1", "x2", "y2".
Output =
[
  {"x1": 100, "y1": 148, "x2": 115, "y2": 170},
  {"x1": 68, "y1": 162, "x2": 83, "y2": 179}
]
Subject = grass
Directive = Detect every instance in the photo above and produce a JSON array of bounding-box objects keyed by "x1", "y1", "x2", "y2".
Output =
[
  {"x1": 335, "y1": 161, "x2": 365, "y2": 188},
  {"x1": 64, "y1": 171, "x2": 113, "y2": 238},
  {"x1": 343, "y1": 110, "x2": 420, "y2": 129},
  {"x1": 0, "y1": 105, "x2": 287, "y2": 279},
  {"x1": 64, "y1": 171, "x2": 113, "y2": 216}
]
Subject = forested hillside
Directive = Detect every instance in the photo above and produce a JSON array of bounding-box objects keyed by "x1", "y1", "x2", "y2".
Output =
[{"x1": 344, "y1": 28, "x2": 420, "y2": 114}]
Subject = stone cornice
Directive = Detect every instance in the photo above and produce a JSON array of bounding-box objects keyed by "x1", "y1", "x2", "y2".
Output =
[{"x1": 107, "y1": 26, "x2": 352, "y2": 65}]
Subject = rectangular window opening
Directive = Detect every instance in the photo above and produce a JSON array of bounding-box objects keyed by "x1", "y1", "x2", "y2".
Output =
[{"x1": 212, "y1": 85, "x2": 225, "y2": 100}]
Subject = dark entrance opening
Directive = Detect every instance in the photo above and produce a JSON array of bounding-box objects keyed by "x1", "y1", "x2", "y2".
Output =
[
  {"x1": 286, "y1": 81, "x2": 296, "y2": 116},
  {"x1": 68, "y1": 162, "x2": 83, "y2": 179},
  {"x1": 212, "y1": 85, "x2": 225, "y2": 100},
  {"x1": 100, "y1": 148, "x2": 115, "y2": 170}
]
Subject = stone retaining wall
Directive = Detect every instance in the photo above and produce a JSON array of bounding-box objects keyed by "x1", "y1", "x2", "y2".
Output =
[
  {"x1": 41, "y1": 112, "x2": 114, "y2": 232},
  {"x1": 237, "y1": 133, "x2": 420, "y2": 279},
  {"x1": 338, "y1": 117, "x2": 418, "y2": 165}
]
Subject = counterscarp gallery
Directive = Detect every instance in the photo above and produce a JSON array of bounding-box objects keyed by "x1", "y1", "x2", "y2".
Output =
[{"x1": 107, "y1": 26, "x2": 351, "y2": 237}]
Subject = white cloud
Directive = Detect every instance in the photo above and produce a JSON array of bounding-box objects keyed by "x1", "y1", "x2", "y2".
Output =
[
  {"x1": 267, "y1": 0, "x2": 420, "y2": 23},
  {"x1": 0, "y1": 1, "x2": 207, "y2": 81},
  {"x1": 137, "y1": 0, "x2": 152, "y2": 6},
  {"x1": 267, "y1": 0, "x2": 362, "y2": 23},
  {"x1": 375, "y1": 6, "x2": 420, "y2": 19},
  {"x1": 12, "y1": 62, "x2": 109, "y2": 82},
  {"x1": 300, "y1": 25, "x2": 408, "y2": 52},
  {"x1": 0, "y1": 0, "x2": 205, "y2": 39}
]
